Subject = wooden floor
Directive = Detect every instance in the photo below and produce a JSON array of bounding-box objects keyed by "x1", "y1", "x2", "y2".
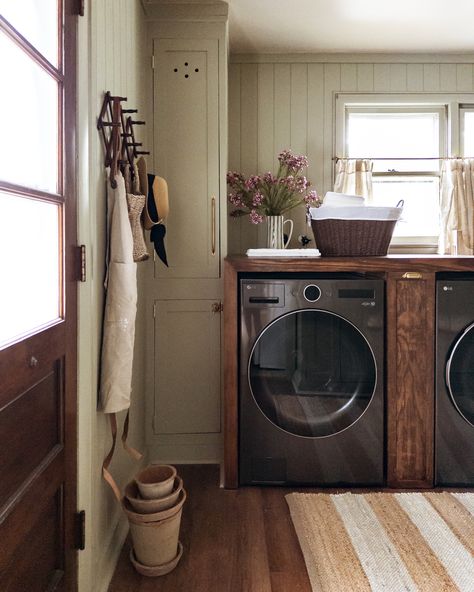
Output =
[{"x1": 107, "y1": 465, "x2": 312, "y2": 592}]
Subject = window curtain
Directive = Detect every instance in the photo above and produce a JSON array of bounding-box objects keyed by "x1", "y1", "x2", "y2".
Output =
[
  {"x1": 439, "y1": 159, "x2": 474, "y2": 255},
  {"x1": 334, "y1": 159, "x2": 374, "y2": 202}
]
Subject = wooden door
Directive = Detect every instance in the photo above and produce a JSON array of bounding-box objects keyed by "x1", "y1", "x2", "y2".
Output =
[{"x1": 0, "y1": 2, "x2": 77, "y2": 591}]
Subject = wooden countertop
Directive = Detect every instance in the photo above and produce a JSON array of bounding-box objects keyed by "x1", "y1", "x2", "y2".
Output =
[{"x1": 225, "y1": 254, "x2": 474, "y2": 274}]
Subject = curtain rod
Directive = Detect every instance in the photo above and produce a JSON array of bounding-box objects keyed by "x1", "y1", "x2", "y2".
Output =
[{"x1": 333, "y1": 156, "x2": 471, "y2": 161}]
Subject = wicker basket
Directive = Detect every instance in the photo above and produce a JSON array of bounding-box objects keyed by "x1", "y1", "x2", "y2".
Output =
[{"x1": 311, "y1": 218, "x2": 397, "y2": 256}]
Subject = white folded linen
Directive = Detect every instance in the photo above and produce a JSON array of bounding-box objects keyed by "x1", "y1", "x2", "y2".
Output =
[
  {"x1": 310, "y1": 205, "x2": 403, "y2": 221},
  {"x1": 323, "y1": 191, "x2": 365, "y2": 207},
  {"x1": 246, "y1": 248, "x2": 321, "y2": 257}
]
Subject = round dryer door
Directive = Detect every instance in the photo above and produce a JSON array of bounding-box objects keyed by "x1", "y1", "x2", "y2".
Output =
[
  {"x1": 446, "y1": 323, "x2": 474, "y2": 427},
  {"x1": 248, "y1": 309, "x2": 377, "y2": 438}
]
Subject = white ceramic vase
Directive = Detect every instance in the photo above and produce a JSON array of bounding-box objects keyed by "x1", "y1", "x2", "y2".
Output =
[{"x1": 266, "y1": 215, "x2": 293, "y2": 249}]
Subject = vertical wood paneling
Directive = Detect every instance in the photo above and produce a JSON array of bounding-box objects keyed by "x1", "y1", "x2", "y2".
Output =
[
  {"x1": 257, "y1": 64, "x2": 275, "y2": 172},
  {"x1": 323, "y1": 64, "x2": 340, "y2": 191},
  {"x1": 240, "y1": 64, "x2": 259, "y2": 249},
  {"x1": 390, "y1": 64, "x2": 407, "y2": 91},
  {"x1": 257, "y1": 63, "x2": 275, "y2": 246},
  {"x1": 289, "y1": 64, "x2": 308, "y2": 244},
  {"x1": 406, "y1": 64, "x2": 423, "y2": 91},
  {"x1": 85, "y1": 0, "x2": 148, "y2": 583},
  {"x1": 374, "y1": 64, "x2": 390, "y2": 91},
  {"x1": 357, "y1": 64, "x2": 374, "y2": 91},
  {"x1": 423, "y1": 64, "x2": 440, "y2": 91},
  {"x1": 274, "y1": 64, "x2": 291, "y2": 167},
  {"x1": 440, "y1": 64, "x2": 457, "y2": 91},
  {"x1": 456, "y1": 64, "x2": 473, "y2": 91},
  {"x1": 228, "y1": 64, "x2": 242, "y2": 254},
  {"x1": 307, "y1": 63, "x2": 324, "y2": 201},
  {"x1": 341, "y1": 64, "x2": 357, "y2": 91},
  {"x1": 290, "y1": 64, "x2": 308, "y2": 155}
]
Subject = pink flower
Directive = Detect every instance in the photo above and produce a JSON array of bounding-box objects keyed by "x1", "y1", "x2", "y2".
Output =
[
  {"x1": 245, "y1": 175, "x2": 261, "y2": 191},
  {"x1": 304, "y1": 190, "x2": 320, "y2": 205},
  {"x1": 249, "y1": 210, "x2": 264, "y2": 224},
  {"x1": 252, "y1": 191, "x2": 264, "y2": 207}
]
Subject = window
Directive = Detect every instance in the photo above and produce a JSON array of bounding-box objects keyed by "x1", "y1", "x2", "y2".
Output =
[
  {"x1": 461, "y1": 106, "x2": 474, "y2": 157},
  {"x1": 342, "y1": 103, "x2": 446, "y2": 252}
]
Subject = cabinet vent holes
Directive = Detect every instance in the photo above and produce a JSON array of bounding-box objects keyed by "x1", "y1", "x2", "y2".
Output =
[{"x1": 173, "y1": 64, "x2": 200, "y2": 78}]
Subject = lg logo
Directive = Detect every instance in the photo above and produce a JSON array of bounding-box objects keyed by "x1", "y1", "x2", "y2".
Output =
[{"x1": 443, "y1": 285, "x2": 453, "y2": 292}]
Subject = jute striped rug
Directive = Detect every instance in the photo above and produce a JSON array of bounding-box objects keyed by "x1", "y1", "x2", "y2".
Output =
[{"x1": 286, "y1": 492, "x2": 474, "y2": 592}]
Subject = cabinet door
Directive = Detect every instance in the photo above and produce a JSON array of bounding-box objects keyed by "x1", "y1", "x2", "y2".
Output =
[
  {"x1": 154, "y1": 300, "x2": 221, "y2": 434},
  {"x1": 386, "y1": 272, "x2": 435, "y2": 488},
  {"x1": 153, "y1": 39, "x2": 220, "y2": 278}
]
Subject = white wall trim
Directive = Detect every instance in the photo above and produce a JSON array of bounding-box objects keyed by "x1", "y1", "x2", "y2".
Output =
[{"x1": 230, "y1": 53, "x2": 474, "y2": 64}]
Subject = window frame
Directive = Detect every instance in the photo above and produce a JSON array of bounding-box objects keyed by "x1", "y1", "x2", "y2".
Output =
[{"x1": 335, "y1": 93, "x2": 474, "y2": 253}]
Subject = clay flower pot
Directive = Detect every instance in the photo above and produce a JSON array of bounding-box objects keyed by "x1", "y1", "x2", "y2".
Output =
[
  {"x1": 125, "y1": 477, "x2": 183, "y2": 514},
  {"x1": 135, "y1": 464, "x2": 177, "y2": 499},
  {"x1": 124, "y1": 489, "x2": 187, "y2": 568}
]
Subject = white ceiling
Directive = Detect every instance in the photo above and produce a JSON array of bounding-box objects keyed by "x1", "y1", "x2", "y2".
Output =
[{"x1": 228, "y1": 0, "x2": 474, "y2": 54}]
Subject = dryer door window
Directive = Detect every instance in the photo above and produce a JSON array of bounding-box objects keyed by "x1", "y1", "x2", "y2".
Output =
[
  {"x1": 248, "y1": 310, "x2": 377, "y2": 438},
  {"x1": 446, "y1": 324, "x2": 474, "y2": 427}
]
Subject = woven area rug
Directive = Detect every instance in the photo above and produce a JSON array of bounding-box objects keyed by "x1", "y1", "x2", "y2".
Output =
[{"x1": 286, "y1": 492, "x2": 474, "y2": 592}]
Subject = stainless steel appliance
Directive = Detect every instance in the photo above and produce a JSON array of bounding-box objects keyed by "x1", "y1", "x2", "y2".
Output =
[
  {"x1": 239, "y1": 275, "x2": 384, "y2": 486},
  {"x1": 436, "y1": 279, "x2": 474, "y2": 485}
]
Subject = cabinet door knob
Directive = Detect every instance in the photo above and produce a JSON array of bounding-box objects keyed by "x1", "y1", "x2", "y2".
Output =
[
  {"x1": 212, "y1": 301, "x2": 223, "y2": 313},
  {"x1": 29, "y1": 356, "x2": 39, "y2": 368},
  {"x1": 402, "y1": 272, "x2": 423, "y2": 279}
]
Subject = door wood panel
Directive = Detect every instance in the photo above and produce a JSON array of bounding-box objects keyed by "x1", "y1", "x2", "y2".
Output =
[
  {"x1": 386, "y1": 271, "x2": 435, "y2": 488},
  {"x1": 0, "y1": 359, "x2": 62, "y2": 506}
]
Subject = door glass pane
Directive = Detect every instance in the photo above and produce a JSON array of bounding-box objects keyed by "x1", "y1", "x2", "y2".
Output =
[
  {"x1": 0, "y1": 192, "x2": 61, "y2": 348},
  {"x1": 249, "y1": 310, "x2": 376, "y2": 438},
  {"x1": 0, "y1": 31, "x2": 58, "y2": 193},
  {"x1": 0, "y1": 0, "x2": 58, "y2": 66},
  {"x1": 448, "y1": 326, "x2": 474, "y2": 427}
]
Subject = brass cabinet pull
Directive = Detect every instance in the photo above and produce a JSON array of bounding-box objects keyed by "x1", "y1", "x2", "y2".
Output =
[
  {"x1": 402, "y1": 272, "x2": 423, "y2": 279},
  {"x1": 211, "y1": 196, "x2": 216, "y2": 255}
]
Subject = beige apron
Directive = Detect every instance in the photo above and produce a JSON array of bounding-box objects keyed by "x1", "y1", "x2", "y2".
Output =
[{"x1": 100, "y1": 171, "x2": 137, "y2": 414}]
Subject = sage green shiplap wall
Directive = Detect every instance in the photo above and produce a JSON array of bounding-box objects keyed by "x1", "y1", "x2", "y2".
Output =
[
  {"x1": 228, "y1": 58, "x2": 474, "y2": 253},
  {"x1": 77, "y1": 2, "x2": 149, "y2": 592}
]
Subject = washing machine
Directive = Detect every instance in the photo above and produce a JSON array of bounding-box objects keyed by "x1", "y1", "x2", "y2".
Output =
[
  {"x1": 239, "y1": 274, "x2": 384, "y2": 486},
  {"x1": 436, "y1": 279, "x2": 474, "y2": 485}
]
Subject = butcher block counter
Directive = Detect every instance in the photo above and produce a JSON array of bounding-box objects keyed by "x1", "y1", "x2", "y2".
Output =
[{"x1": 223, "y1": 255, "x2": 474, "y2": 489}]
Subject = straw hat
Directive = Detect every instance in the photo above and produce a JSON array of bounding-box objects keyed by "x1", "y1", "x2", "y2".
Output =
[{"x1": 137, "y1": 156, "x2": 169, "y2": 230}]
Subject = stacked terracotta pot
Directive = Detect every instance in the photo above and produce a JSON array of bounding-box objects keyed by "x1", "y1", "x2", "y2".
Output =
[{"x1": 123, "y1": 464, "x2": 186, "y2": 576}]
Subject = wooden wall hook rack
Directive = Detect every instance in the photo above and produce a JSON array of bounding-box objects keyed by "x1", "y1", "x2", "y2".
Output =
[{"x1": 97, "y1": 91, "x2": 150, "y2": 189}]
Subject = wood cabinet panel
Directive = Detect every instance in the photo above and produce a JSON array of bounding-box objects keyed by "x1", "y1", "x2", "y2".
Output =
[
  {"x1": 153, "y1": 38, "x2": 220, "y2": 279},
  {"x1": 387, "y1": 272, "x2": 435, "y2": 487},
  {"x1": 154, "y1": 300, "x2": 221, "y2": 435}
]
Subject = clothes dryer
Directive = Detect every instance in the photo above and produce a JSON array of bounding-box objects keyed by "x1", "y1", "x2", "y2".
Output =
[
  {"x1": 436, "y1": 279, "x2": 474, "y2": 485},
  {"x1": 239, "y1": 275, "x2": 384, "y2": 486}
]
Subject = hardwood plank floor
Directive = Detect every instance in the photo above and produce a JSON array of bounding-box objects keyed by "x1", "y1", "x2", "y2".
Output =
[{"x1": 107, "y1": 465, "x2": 312, "y2": 592}]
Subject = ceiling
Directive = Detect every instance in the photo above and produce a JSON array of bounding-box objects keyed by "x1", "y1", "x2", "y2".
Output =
[{"x1": 228, "y1": 0, "x2": 474, "y2": 54}]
